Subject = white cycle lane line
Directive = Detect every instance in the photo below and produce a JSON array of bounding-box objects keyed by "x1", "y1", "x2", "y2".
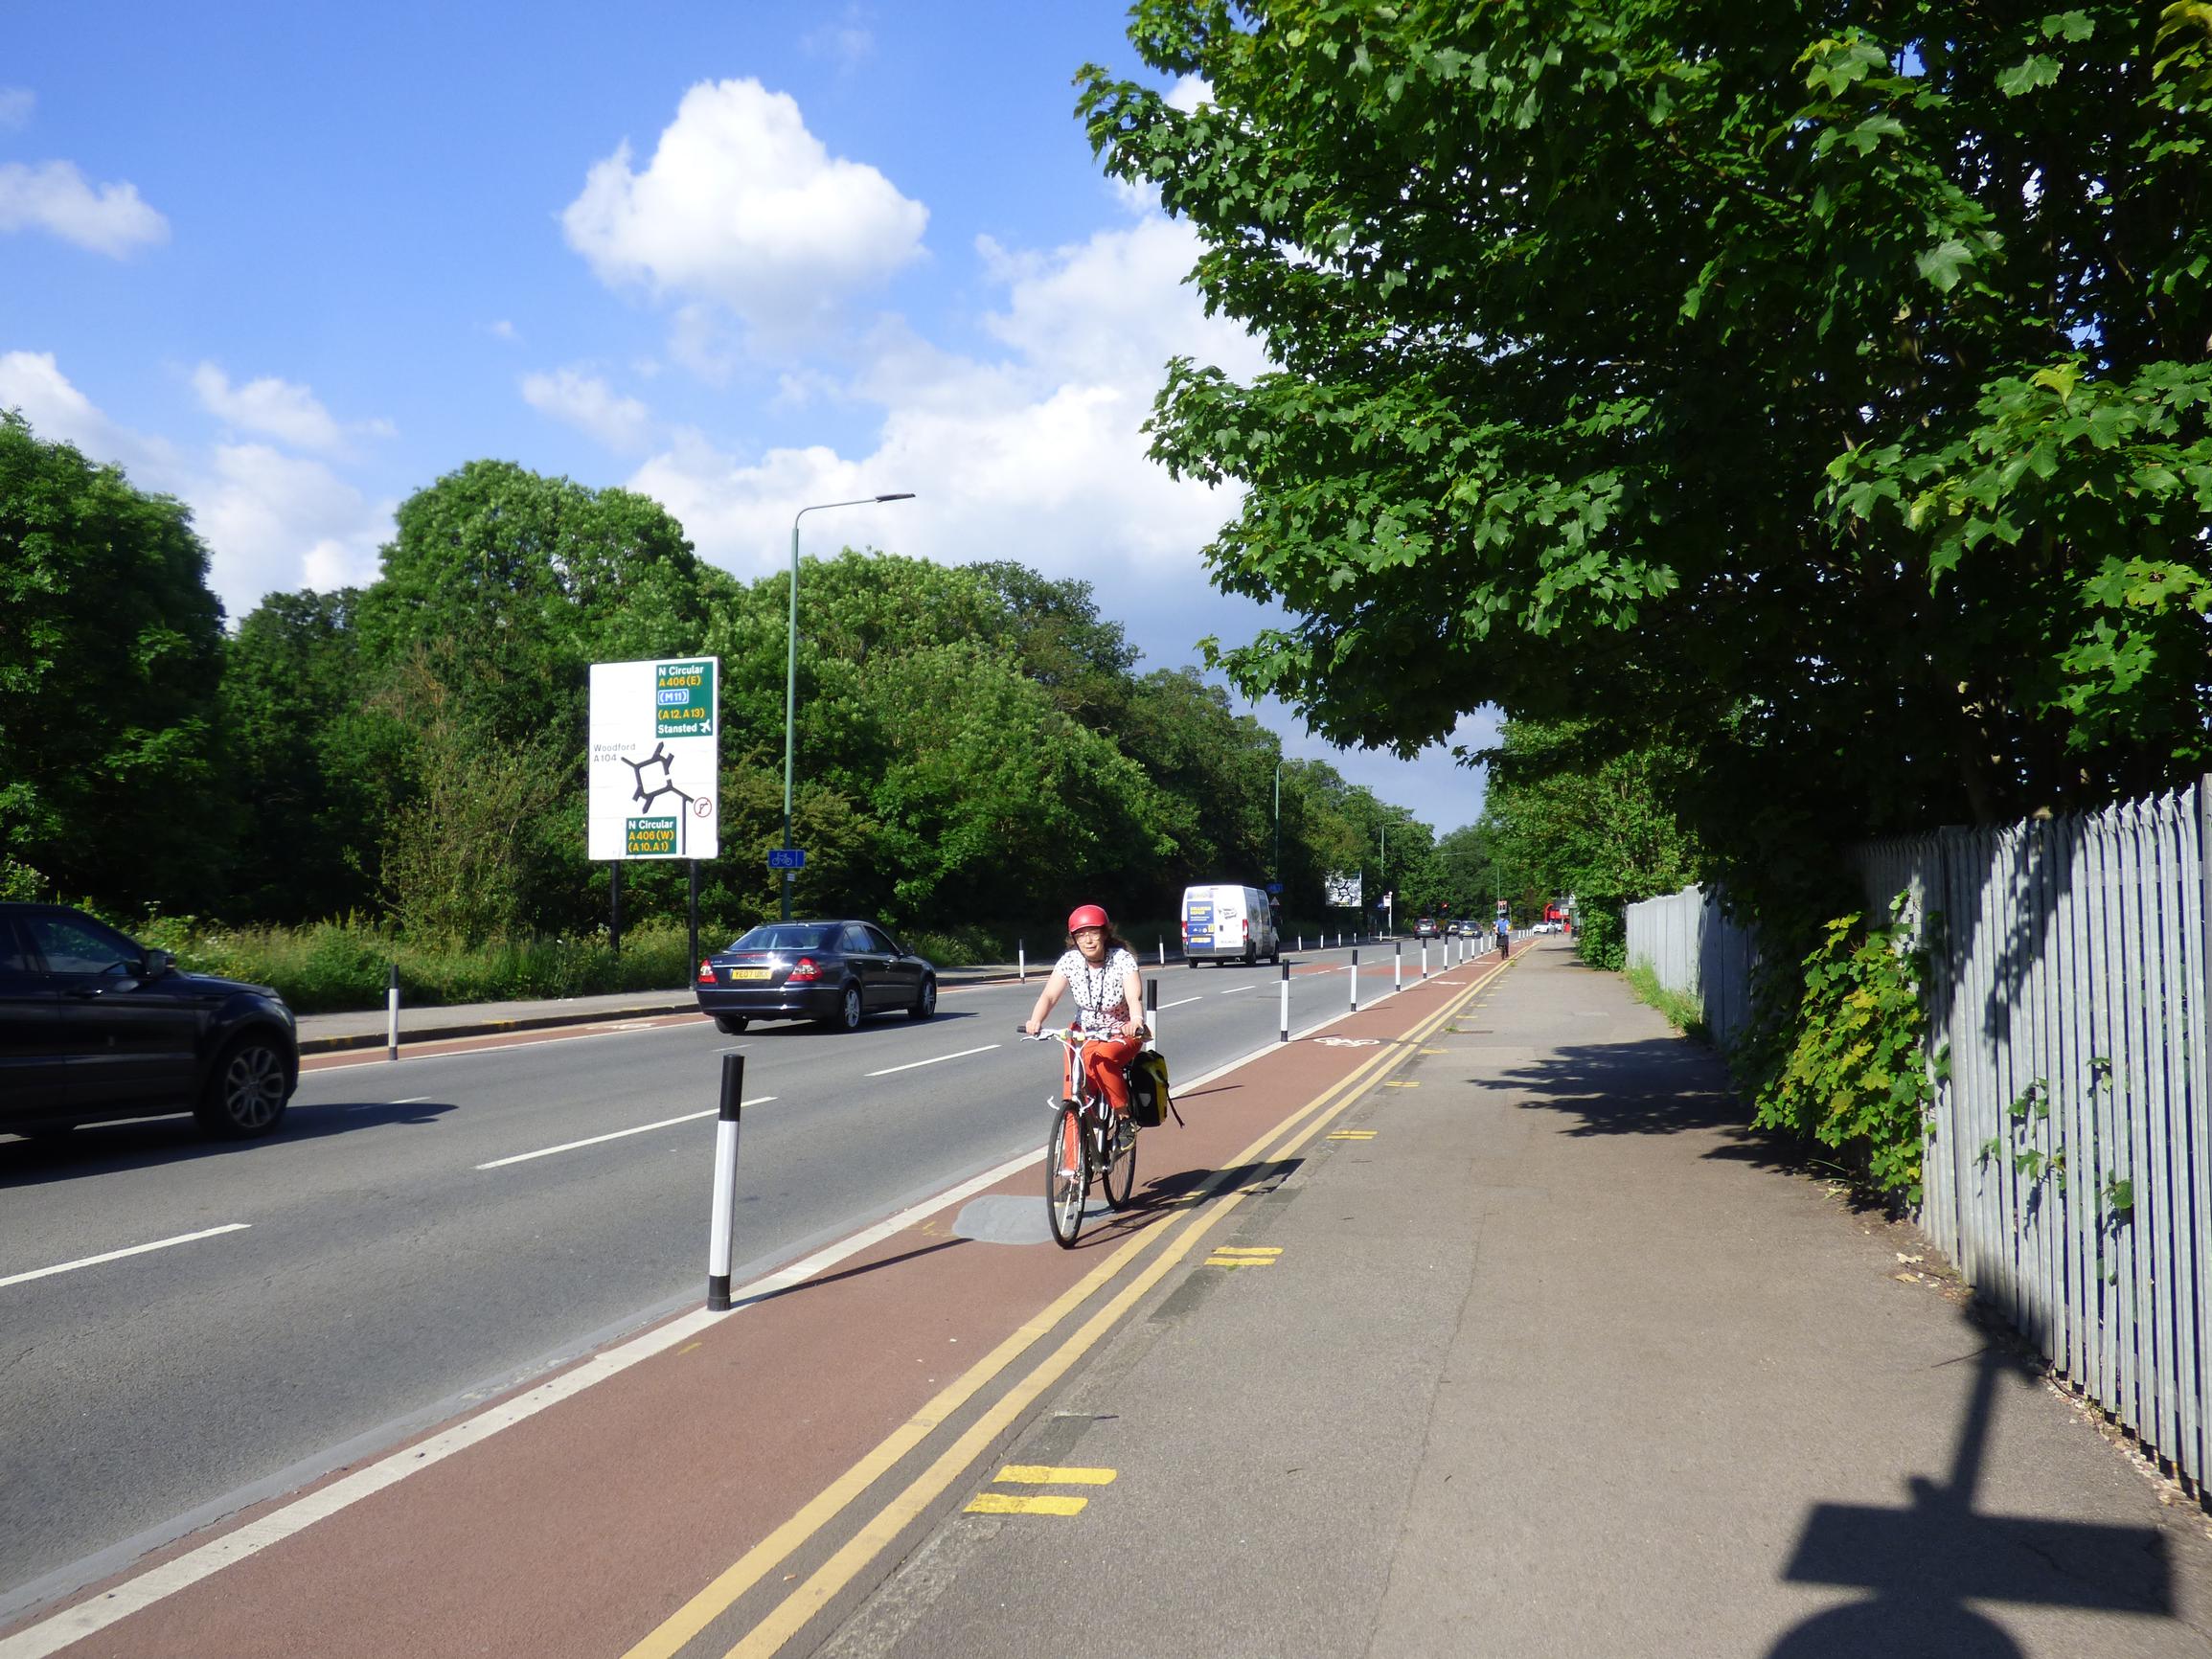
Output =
[
  {"x1": 0, "y1": 1224, "x2": 253, "y2": 1292},
  {"x1": 474, "y1": 1101, "x2": 778, "y2": 1171}
]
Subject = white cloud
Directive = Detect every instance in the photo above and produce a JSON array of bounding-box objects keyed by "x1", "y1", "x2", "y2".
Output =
[
  {"x1": 0, "y1": 349, "x2": 181, "y2": 480},
  {"x1": 0, "y1": 352, "x2": 389, "y2": 613},
  {"x1": 0, "y1": 88, "x2": 34, "y2": 129},
  {"x1": 801, "y1": 7, "x2": 874, "y2": 65},
  {"x1": 0, "y1": 160, "x2": 168, "y2": 257},
  {"x1": 191, "y1": 363, "x2": 389, "y2": 456},
  {"x1": 627, "y1": 206, "x2": 1266, "y2": 594},
  {"x1": 519, "y1": 367, "x2": 653, "y2": 451},
  {"x1": 561, "y1": 78, "x2": 927, "y2": 344},
  {"x1": 194, "y1": 443, "x2": 389, "y2": 602},
  {"x1": 487, "y1": 318, "x2": 519, "y2": 342},
  {"x1": 1165, "y1": 75, "x2": 1213, "y2": 113}
]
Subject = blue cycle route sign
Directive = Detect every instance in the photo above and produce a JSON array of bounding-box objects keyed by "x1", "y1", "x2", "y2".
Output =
[{"x1": 767, "y1": 848, "x2": 807, "y2": 871}]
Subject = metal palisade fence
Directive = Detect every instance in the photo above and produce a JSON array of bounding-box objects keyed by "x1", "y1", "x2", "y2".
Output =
[
  {"x1": 1856, "y1": 782, "x2": 2210, "y2": 1488},
  {"x1": 1628, "y1": 781, "x2": 2212, "y2": 1486},
  {"x1": 1622, "y1": 882, "x2": 1763, "y2": 1050}
]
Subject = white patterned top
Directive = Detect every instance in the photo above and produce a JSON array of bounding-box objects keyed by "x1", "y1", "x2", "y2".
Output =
[{"x1": 1055, "y1": 945, "x2": 1140, "y2": 1037}]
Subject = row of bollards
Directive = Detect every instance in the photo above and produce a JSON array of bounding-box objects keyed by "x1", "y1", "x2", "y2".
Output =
[{"x1": 701, "y1": 929, "x2": 1460, "y2": 1308}]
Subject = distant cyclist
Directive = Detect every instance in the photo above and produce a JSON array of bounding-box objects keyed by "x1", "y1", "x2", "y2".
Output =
[
  {"x1": 1022, "y1": 904, "x2": 1148, "y2": 1117},
  {"x1": 1494, "y1": 908, "x2": 1511, "y2": 958}
]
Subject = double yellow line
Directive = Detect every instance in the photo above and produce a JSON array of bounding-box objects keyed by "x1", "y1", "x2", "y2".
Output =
[{"x1": 625, "y1": 952, "x2": 1515, "y2": 1659}]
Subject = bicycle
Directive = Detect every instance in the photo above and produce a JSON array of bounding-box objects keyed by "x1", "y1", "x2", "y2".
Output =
[{"x1": 1018, "y1": 1026, "x2": 1140, "y2": 1247}]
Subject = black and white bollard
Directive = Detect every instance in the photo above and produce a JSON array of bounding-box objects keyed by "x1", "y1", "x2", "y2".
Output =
[
  {"x1": 706, "y1": 1054, "x2": 744, "y2": 1312},
  {"x1": 1145, "y1": 975, "x2": 1159, "y2": 1046},
  {"x1": 1349, "y1": 946, "x2": 1359, "y2": 1012},
  {"x1": 386, "y1": 963, "x2": 399, "y2": 1062},
  {"x1": 1422, "y1": 938, "x2": 1429, "y2": 979},
  {"x1": 1394, "y1": 939, "x2": 1402, "y2": 992},
  {"x1": 1279, "y1": 961, "x2": 1290, "y2": 1042},
  {"x1": 1158, "y1": 938, "x2": 1166, "y2": 967},
  {"x1": 1018, "y1": 939, "x2": 1026, "y2": 984}
]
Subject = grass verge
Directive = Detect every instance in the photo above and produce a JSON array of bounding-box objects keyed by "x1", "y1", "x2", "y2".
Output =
[{"x1": 1624, "y1": 962, "x2": 1711, "y2": 1045}]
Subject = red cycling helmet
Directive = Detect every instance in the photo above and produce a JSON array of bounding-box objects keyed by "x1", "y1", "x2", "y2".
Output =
[{"x1": 1066, "y1": 903, "x2": 1109, "y2": 933}]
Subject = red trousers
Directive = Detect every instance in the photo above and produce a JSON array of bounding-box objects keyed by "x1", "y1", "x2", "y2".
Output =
[{"x1": 1071, "y1": 1030, "x2": 1143, "y2": 1114}]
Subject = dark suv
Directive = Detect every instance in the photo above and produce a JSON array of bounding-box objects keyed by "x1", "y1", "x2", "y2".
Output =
[{"x1": 1, "y1": 903, "x2": 299, "y2": 1139}]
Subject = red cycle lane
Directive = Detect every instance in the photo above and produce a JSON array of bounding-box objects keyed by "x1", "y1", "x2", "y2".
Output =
[{"x1": 3, "y1": 958, "x2": 1510, "y2": 1659}]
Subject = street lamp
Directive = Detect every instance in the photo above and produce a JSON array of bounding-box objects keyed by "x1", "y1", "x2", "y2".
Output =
[{"x1": 784, "y1": 492, "x2": 915, "y2": 920}]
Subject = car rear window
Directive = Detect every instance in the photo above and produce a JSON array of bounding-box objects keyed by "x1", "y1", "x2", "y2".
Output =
[{"x1": 730, "y1": 925, "x2": 839, "y2": 952}]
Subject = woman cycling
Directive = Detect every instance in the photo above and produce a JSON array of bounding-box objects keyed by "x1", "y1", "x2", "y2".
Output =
[{"x1": 1021, "y1": 904, "x2": 1148, "y2": 1116}]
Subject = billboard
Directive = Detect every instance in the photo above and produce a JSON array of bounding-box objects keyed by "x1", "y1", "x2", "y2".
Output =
[
  {"x1": 1324, "y1": 871, "x2": 1362, "y2": 907},
  {"x1": 588, "y1": 657, "x2": 719, "y2": 861}
]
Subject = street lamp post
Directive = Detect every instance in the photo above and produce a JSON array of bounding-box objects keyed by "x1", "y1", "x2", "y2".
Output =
[{"x1": 784, "y1": 492, "x2": 915, "y2": 920}]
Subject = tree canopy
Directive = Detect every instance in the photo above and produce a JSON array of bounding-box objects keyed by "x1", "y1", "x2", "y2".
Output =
[{"x1": 1081, "y1": 0, "x2": 2212, "y2": 917}]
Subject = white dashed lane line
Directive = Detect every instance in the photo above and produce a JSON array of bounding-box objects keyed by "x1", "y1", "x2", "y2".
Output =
[
  {"x1": 474, "y1": 1101, "x2": 776, "y2": 1170},
  {"x1": 1, "y1": 1224, "x2": 254, "y2": 1291},
  {"x1": 864, "y1": 1043, "x2": 1003, "y2": 1079}
]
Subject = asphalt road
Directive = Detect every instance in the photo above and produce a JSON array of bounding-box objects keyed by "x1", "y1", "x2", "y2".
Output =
[{"x1": 0, "y1": 942, "x2": 1448, "y2": 1611}]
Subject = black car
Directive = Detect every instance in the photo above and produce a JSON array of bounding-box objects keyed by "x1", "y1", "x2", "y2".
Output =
[
  {"x1": 1, "y1": 903, "x2": 300, "y2": 1139},
  {"x1": 696, "y1": 920, "x2": 938, "y2": 1034}
]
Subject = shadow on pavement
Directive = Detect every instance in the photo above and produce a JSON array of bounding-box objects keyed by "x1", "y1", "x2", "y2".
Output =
[
  {"x1": 1770, "y1": 1325, "x2": 2172, "y2": 1654},
  {"x1": 736, "y1": 1237, "x2": 969, "y2": 1309},
  {"x1": 0, "y1": 1097, "x2": 457, "y2": 1190}
]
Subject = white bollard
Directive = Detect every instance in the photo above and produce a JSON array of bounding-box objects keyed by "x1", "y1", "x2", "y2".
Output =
[
  {"x1": 1349, "y1": 947, "x2": 1358, "y2": 1012},
  {"x1": 1146, "y1": 975, "x2": 1159, "y2": 1046},
  {"x1": 1422, "y1": 939, "x2": 1429, "y2": 979},
  {"x1": 1279, "y1": 962, "x2": 1289, "y2": 1042},
  {"x1": 1394, "y1": 939, "x2": 1402, "y2": 991},
  {"x1": 1018, "y1": 940, "x2": 1026, "y2": 984},
  {"x1": 386, "y1": 964, "x2": 399, "y2": 1062},
  {"x1": 1158, "y1": 938, "x2": 1166, "y2": 966},
  {"x1": 706, "y1": 1054, "x2": 744, "y2": 1311}
]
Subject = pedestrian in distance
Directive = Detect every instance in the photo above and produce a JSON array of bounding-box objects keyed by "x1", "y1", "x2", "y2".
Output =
[{"x1": 1021, "y1": 904, "x2": 1149, "y2": 1117}]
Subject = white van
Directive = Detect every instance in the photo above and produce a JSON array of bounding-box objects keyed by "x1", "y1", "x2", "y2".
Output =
[{"x1": 1181, "y1": 884, "x2": 1280, "y2": 966}]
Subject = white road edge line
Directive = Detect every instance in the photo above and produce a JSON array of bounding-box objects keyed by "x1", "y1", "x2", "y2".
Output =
[
  {"x1": 1219, "y1": 984, "x2": 1257, "y2": 994},
  {"x1": 0, "y1": 957, "x2": 1501, "y2": 1659},
  {"x1": 474, "y1": 1101, "x2": 776, "y2": 1170},
  {"x1": 1157, "y1": 995, "x2": 1203, "y2": 1011},
  {"x1": 864, "y1": 1043, "x2": 1000, "y2": 1079},
  {"x1": 0, "y1": 1225, "x2": 252, "y2": 1292}
]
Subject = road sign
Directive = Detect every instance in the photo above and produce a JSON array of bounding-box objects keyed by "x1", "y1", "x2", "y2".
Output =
[
  {"x1": 589, "y1": 658, "x2": 719, "y2": 861},
  {"x1": 767, "y1": 847, "x2": 807, "y2": 871},
  {"x1": 1266, "y1": 882, "x2": 1284, "y2": 895}
]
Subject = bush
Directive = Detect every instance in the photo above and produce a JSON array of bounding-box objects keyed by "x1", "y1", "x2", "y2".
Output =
[
  {"x1": 1748, "y1": 905, "x2": 1934, "y2": 1201},
  {"x1": 1573, "y1": 901, "x2": 1628, "y2": 971},
  {"x1": 127, "y1": 913, "x2": 701, "y2": 1013}
]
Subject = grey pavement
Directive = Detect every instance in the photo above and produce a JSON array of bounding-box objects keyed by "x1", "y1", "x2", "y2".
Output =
[{"x1": 825, "y1": 939, "x2": 2212, "y2": 1658}]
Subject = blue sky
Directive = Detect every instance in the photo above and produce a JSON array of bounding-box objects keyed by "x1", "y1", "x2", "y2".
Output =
[{"x1": 3, "y1": 0, "x2": 1494, "y2": 835}]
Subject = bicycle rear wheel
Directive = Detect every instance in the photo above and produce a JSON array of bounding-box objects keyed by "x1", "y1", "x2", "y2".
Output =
[
  {"x1": 1046, "y1": 1103, "x2": 1088, "y2": 1248},
  {"x1": 1102, "y1": 1112, "x2": 1137, "y2": 1211}
]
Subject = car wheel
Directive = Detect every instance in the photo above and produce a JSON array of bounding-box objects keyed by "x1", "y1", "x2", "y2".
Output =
[
  {"x1": 194, "y1": 1033, "x2": 291, "y2": 1139},
  {"x1": 908, "y1": 977, "x2": 937, "y2": 1020},
  {"x1": 714, "y1": 1013, "x2": 749, "y2": 1034},
  {"x1": 820, "y1": 983, "x2": 863, "y2": 1033}
]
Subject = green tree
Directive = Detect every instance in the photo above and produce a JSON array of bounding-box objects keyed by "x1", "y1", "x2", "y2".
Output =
[
  {"x1": 1481, "y1": 720, "x2": 1701, "y2": 968},
  {"x1": 221, "y1": 588, "x2": 396, "y2": 920},
  {"x1": 1081, "y1": 1, "x2": 2212, "y2": 922},
  {"x1": 0, "y1": 411, "x2": 230, "y2": 911}
]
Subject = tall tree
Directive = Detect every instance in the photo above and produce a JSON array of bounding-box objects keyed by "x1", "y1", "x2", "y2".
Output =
[
  {"x1": 0, "y1": 412, "x2": 230, "y2": 911},
  {"x1": 1081, "y1": 2, "x2": 2212, "y2": 920}
]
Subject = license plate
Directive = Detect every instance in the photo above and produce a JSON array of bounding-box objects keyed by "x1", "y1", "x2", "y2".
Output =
[{"x1": 726, "y1": 968, "x2": 771, "y2": 982}]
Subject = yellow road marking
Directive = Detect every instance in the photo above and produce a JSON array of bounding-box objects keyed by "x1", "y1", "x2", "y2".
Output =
[
  {"x1": 1419, "y1": 1047, "x2": 1447, "y2": 1055},
  {"x1": 964, "y1": 1493, "x2": 1087, "y2": 1516},
  {"x1": 648, "y1": 957, "x2": 1508, "y2": 1659},
  {"x1": 676, "y1": 1342, "x2": 703, "y2": 1356},
  {"x1": 993, "y1": 1466, "x2": 1116, "y2": 1485},
  {"x1": 1210, "y1": 1246, "x2": 1281, "y2": 1257},
  {"x1": 1384, "y1": 1079, "x2": 1420, "y2": 1088},
  {"x1": 1205, "y1": 1256, "x2": 1277, "y2": 1267},
  {"x1": 1327, "y1": 1130, "x2": 1376, "y2": 1140}
]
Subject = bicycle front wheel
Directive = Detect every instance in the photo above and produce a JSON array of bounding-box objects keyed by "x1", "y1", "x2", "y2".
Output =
[
  {"x1": 1103, "y1": 1113, "x2": 1137, "y2": 1211},
  {"x1": 1046, "y1": 1103, "x2": 1088, "y2": 1248}
]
